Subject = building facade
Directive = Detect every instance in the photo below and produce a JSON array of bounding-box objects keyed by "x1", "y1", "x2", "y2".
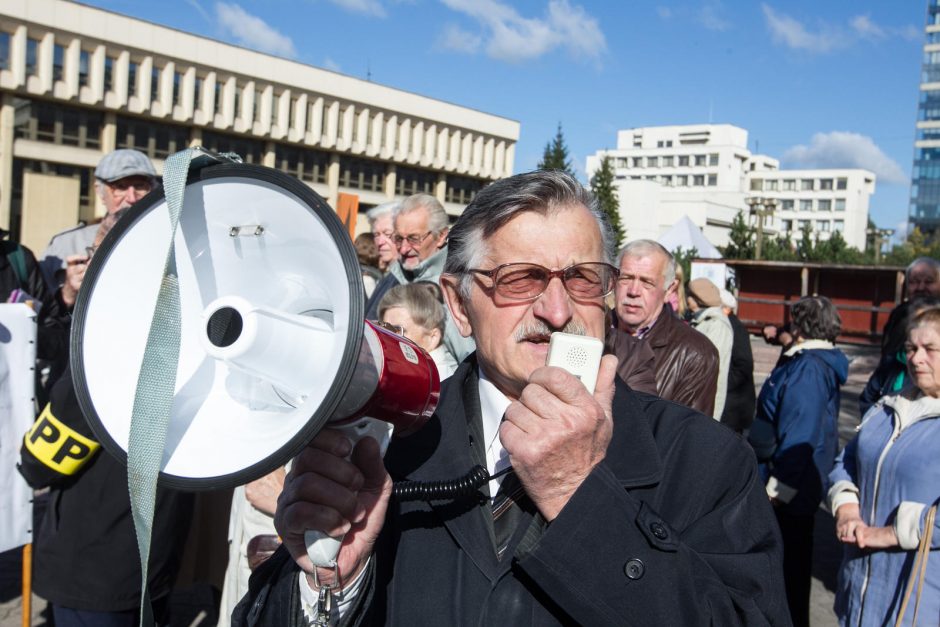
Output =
[
  {"x1": 586, "y1": 124, "x2": 875, "y2": 251},
  {"x1": 910, "y1": 0, "x2": 940, "y2": 237},
  {"x1": 0, "y1": 0, "x2": 519, "y2": 253}
]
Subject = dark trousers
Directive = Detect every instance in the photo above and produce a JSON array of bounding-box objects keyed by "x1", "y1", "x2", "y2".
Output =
[
  {"x1": 52, "y1": 596, "x2": 169, "y2": 627},
  {"x1": 774, "y1": 508, "x2": 814, "y2": 627}
]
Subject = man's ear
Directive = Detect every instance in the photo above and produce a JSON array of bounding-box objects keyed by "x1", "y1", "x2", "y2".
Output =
[
  {"x1": 440, "y1": 274, "x2": 473, "y2": 338},
  {"x1": 434, "y1": 227, "x2": 450, "y2": 250}
]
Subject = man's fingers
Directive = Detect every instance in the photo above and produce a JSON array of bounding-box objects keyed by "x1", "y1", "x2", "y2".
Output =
[
  {"x1": 527, "y1": 366, "x2": 590, "y2": 404},
  {"x1": 351, "y1": 436, "x2": 390, "y2": 493},
  {"x1": 593, "y1": 354, "x2": 618, "y2": 412}
]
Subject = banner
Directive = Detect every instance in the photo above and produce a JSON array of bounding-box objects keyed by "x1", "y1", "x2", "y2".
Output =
[{"x1": 0, "y1": 303, "x2": 37, "y2": 553}]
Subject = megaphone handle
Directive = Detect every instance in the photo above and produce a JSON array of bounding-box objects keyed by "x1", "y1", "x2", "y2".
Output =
[{"x1": 305, "y1": 417, "x2": 393, "y2": 569}]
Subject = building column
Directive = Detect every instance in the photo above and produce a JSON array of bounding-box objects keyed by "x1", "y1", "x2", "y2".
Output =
[
  {"x1": 384, "y1": 164, "x2": 396, "y2": 199},
  {"x1": 263, "y1": 141, "x2": 276, "y2": 168},
  {"x1": 101, "y1": 112, "x2": 117, "y2": 153},
  {"x1": 0, "y1": 94, "x2": 15, "y2": 232},
  {"x1": 435, "y1": 173, "x2": 446, "y2": 204},
  {"x1": 190, "y1": 127, "x2": 203, "y2": 148},
  {"x1": 327, "y1": 154, "x2": 340, "y2": 208}
]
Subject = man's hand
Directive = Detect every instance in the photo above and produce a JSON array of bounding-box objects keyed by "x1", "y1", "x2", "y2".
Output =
[
  {"x1": 60, "y1": 254, "x2": 89, "y2": 308},
  {"x1": 835, "y1": 503, "x2": 866, "y2": 545},
  {"x1": 275, "y1": 429, "x2": 392, "y2": 590},
  {"x1": 246, "y1": 467, "x2": 286, "y2": 517},
  {"x1": 856, "y1": 525, "x2": 899, "y2": 550},
  {"x1": 500, "y1": 354, "x2": 618, "y2": 521}
]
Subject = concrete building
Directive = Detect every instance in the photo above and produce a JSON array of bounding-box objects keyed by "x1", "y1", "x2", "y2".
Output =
[
  {"x1": 0, "y1": 0, "x2": 519, "y2": 253},
  {"x1": 587, "y1": 124, "x2": 875, "y2": 251},
  {"x1": 909, "y1": 0, "x2": 940, "y2": 238}
]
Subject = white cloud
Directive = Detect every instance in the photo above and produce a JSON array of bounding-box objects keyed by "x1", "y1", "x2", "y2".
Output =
[
  {"x1": 439, "y1": 0, "x2": 606, "y2": 63},
  {"x1": 328, "y1": 0, "x2": 386, "y2": 17},
  {"x1": 438, "y1": 24, "x2": 482, "y2": 54},
  {"x1": 782, "y1": 132, "x2": 907, "y2": 185},
  {"x1": 323, "y1": 57, "x2": 342, "y2": 71},
  {"x1": 901, "y1": 24, "x2": 922, "y2": 42},
  {"x1": 215, "y1": 3, "x2": 297, "y2": 57},
  {"x1": 185, "y1": 0, "x2": 212, "y2": 22},
  {"x1": 761, "y1": 4, "x2": 841, "y2": 53},
  {"x1": 699, "y1": 4, "x2": 731, "y2": 32},
  {"x1": 850, "y1": 14, "x2": 885, "y2": 40}
]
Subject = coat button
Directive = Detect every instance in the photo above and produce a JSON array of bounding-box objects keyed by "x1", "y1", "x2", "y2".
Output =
[
  {"x1": 624, "y1": 558, "x2": 645, "y2": 580},
  {"x1": 650, "y1": 522, "x2": 668, "y2": 540}
]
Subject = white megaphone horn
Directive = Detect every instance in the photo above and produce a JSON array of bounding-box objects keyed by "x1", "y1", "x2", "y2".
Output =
[{"x1": 71, "y1": 149, "x2": 439, "y2": 568}]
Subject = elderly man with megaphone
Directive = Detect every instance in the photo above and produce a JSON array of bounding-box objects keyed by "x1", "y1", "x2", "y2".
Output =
[{"x1": 237, "y1": 170, "x2": 790, "y2": 627}]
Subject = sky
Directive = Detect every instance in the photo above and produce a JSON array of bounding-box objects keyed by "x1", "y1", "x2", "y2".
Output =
[{"x1": 84, "y1": 0, "x2": 928, "y2": 242}]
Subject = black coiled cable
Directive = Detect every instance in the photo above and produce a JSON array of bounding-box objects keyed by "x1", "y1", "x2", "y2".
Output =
[{"x1": 392, "y1": 465, "x2": 512, "y2": 502}]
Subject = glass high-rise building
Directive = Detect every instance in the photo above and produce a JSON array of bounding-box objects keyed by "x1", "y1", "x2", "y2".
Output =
[{"x1": 910, "y1": 0, "x2": 940, "y2": 237}]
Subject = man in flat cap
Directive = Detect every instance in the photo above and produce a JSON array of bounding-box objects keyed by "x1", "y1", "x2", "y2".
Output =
[
  {"x1": 687, "y1": 277, "x2": 734, "y2": 419},
  {"x1": 40, "y1": 149, "x2": 158, "y2": 307}
]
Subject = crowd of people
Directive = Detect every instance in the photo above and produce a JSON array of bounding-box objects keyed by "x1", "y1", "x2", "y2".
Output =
[{"x1": 4, "y1": 148, "x2": 938, "y2": 626}]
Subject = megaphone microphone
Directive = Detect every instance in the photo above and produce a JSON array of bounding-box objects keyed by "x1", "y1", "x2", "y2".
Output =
[{"x1": 71, "y1": 149, "x2": 439, "y2": 573}]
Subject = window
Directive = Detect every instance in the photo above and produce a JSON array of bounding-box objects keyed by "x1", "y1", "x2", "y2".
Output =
[
  {"x1": 662, "y1": 156, "x2": 674, "y2": 167},
  {"x1": 446, "y1": 175, "x2": 485, "y2": 204},
  {"x1": 694, "y1": 155, "x2": 706, "y2": 167},
  {"x1": 128, "y1": 61, "x2": 138, "y2": 96},
  {"x1": 173, "y1": 71, "x2": 183, "y2": 106},
  {"x1": 79, "y1": 50, "x2": 90, "y2": 87},
  {"x1": 693, "y1": 175, "x2": 705, "y2": 186},
  {"x1": 632, "y1": 157, "x2": 642, "y2": 168},
  {"x1": 396, "y1": 166, "x2": 436, "y2": 196},
  {"x1": 662, "y1": 175, "x2": 673, "y2": 186},
  {"x1": 201, "y1": 130, "x2": 264, "y2": 164},
  {"x1": 836, "y1": 177, "x2": 847, "y2": 190},
  {"x1": 709, "y1": 153, "x2": 719, "y2": 166},
  {"x1": 765, "y1": 180, "x2": 778, "y2": 191},
  {"x1": 14, "y1": 99, "x2": 103, "y2": 149},
  {"x1": 678, "y1": 155, "x2": 689, "y2": 167},
  {"x1": 782, "y1": 219, "x2": 793, "y2": 231},
  {"x1": 750, "y1": 179, "x2": 763, "y2": 191},
  {"x1": 617, "y1": 157, "x2": 628, "y2": 168},
  {"x1": 151, "y1": 67, "x2": 160, "y2": 101},
  {"x1": 339, "y1": 156, "x2": 385, "y2": 191},
  {"x1": 707, "y1": 174, "x2": 717, "y2": 186},
  {"x1": 819, "y1": 221, "x2": 830, "y2": 232},
  {"x1": 26, "y1": 38, "x2": 39, "y2": 76},
  {"x1": 677, "y1": 175, "x2": 688, "y2": 186},
  {"x1": 117, "y1": 116, "x2": 191, "y2": 159},
  {"x1": 0, "y1": 32, "x2": 9, "y2": 70},
  {"x1": 104, "y1": 56, "x2": 114, "y2": 92},
  {"x1": 647, "y1": 156, "x2": 658, "y2": 167},
  {"x1": 834, "y1": 199, "x2": 846, "y2": 211},
  {"x1": 275, "y1": 145, "x2": 329, "y2": 183},
  {"x1": 818, "y1": 199, "x2": 831, "y2": 211},
  {"x1": 801, "y1": 179, "x2": 814, "y2": 191},
  {"x1": 819, "y1": 178, "x2": 833, "y2": 190},
  {"x1": 656, "y1": 140, "x2": 665, "y2": 148},
  {"x1": 800, "y1": 199, "x2": 812, "y2": 211},
  {"x1": 834, "y1": 220, "x2": 845, "y2": 232},
  {"x1": 53, "y1": 44, "x2": 65, "y2": 81},
  {"x1": 782, "y1": 179, "x2": 796, "y2": 191},
  {"x1": 797, "y1": 220, "x2": 809, "y2": 230},
  {"x1": 781, "y1": 199, "x2": 794, "y2": 210}
]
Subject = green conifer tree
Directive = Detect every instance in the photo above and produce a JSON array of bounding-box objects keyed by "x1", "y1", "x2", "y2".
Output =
[
  {"x1": 537, "y1": 123, "x2": 575, "y2": 176},
  {"x1": 590, "y1": 156, "x2": 625, "y2": 247}
]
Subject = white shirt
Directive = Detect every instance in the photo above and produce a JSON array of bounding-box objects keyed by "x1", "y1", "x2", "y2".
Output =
[{"x1": 477, "y1": 367, "x2": 513, "y2": 498}]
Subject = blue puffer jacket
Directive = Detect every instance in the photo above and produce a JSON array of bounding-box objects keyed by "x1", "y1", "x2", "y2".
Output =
[
  {"x1": 749, "y1": 342, "x2": 849, "y2": 516},
  {"x1": 828, "y1": 392, "x2": 940, "y2": 627}
]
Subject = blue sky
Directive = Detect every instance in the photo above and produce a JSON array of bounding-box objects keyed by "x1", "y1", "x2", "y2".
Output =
[{"x1": 86, "y1": 0, "x2": 927, "y2": 241}]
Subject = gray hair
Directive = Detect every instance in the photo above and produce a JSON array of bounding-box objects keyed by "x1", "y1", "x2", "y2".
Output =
[
  {"x1": 377, "y1": 282, "x2": 446, "y2": 335},
  {"x1": 790, "y1": 295, "x2": 842, "y2": 343},
  {"x1": 443, "y1": 170, "x2": 615, "y2": 298},
  {"x1": 366, "y1": 201, "x2": 399, "y2": 227},
  {"x1": 393, "y1": 194, "x2": 449, "y2": 235},
  {"x1": 617, "y1": 239, "x2": 677, "y2": 287},
  {"x1": 906, "y1": 256, "x2": 940, "y2": 281}
]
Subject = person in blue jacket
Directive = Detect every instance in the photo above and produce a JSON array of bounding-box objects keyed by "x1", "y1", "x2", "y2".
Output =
[
  {"x1": 749, "y1": 295, "x2": 848, "y2": 627},
  {"x1": 829, "y1": 305, "x2": 940, "y2": 626}
]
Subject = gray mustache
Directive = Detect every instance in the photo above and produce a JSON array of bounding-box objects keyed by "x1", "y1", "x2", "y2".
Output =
[{"x1": 514, "y1": 319, "x2": 587, "y2": 342}]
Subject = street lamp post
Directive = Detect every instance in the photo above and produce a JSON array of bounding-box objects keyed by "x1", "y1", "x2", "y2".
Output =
[
  {"x1": 867, "y1": 227, "x2": 895, "y2": 264},
  {"x1": 746, "y1": 196, "x2": 778, "y2": 261}
]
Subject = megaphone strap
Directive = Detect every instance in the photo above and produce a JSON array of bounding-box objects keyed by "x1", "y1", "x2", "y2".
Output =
[{"x1": 125, "y1": 147, "x2": 195, "y2": 627}]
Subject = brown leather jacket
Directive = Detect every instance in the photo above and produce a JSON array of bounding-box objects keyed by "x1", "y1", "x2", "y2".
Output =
[
  {"x1": 609, "y1": 305, "x2": 719, "y2": 415},
  {"x1": 604, "y1": 328, "x2": 657, "y2": 395}
]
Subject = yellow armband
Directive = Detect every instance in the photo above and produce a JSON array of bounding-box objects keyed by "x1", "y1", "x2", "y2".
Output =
[{"x1": 24, "y1": 405, "x2": 100, "y2": 475}]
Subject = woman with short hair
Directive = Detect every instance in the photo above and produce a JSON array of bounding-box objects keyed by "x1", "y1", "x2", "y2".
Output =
[{"x1": 378, "y1": 282, "x2": 458, "y2": 379}]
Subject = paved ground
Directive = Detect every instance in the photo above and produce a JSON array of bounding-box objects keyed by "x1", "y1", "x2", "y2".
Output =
[{"x1": 1, "y1": 336, "x2": 879, "y2": 626}]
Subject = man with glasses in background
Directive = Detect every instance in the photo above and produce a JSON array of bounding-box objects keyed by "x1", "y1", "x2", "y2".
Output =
[
  {"x1": 237, "y1": 171, "x2": 787, "y2": 626},
  {"x1": 364, "y1": 201, "x2": 400, "y2": 274},
  {"x1": 365, "y1": 193, "x2": 475, "y2": 362},
  {"x1": 40, "y1": 148, "x2": 157, "y2": 309}
]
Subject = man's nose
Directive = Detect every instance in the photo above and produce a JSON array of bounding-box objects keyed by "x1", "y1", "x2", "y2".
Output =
[{"x1": 533, "y1": 277, "x2": 573, "y2": 329}]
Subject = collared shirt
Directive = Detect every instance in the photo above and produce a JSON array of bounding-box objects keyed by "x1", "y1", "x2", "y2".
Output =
[{"x1": 477, "y1": 367, "x2": 512, "y2": 499}]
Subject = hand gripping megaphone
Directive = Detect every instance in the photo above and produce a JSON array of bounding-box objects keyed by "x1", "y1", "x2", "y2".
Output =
[{"x1": 70, "y1": 149, "x2": 439, "y2": 569}]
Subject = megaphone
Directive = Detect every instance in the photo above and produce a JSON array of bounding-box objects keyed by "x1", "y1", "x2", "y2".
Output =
[{"x1": 70, "y1": 150, "x2": 439, "y2": 566}]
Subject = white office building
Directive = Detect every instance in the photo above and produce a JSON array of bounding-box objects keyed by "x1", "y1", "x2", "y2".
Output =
[
  {"x1": 586, "y1": 124, "x2": 875, "y2": 251},
  {"x1": 0, "y1": 0, "x2": 519, "y2": 253}
]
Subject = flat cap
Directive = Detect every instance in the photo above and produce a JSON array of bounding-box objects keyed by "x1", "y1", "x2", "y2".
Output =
[
  {"x1": 688, "y1": 278, "x2": 722, "y2": 308},
  {"x1": 95, "y1": 149, "x2": 157, "y2": 182}
]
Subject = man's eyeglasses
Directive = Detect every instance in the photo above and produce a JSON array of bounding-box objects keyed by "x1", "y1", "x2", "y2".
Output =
[
  {"x1": 392, "y1": 231, "x2": 434, "y2": 247},
  {"x1": 468, "y1": 262, "x2": 619, "y2": 301},
  {"x1": 373, "y1": 230, "x2": 394, "y2": 241}
]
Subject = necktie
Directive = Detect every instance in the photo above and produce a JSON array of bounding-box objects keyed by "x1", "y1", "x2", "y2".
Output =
[{"x1": 491, "y1": 470, "x2": 529, "y2": 561}]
